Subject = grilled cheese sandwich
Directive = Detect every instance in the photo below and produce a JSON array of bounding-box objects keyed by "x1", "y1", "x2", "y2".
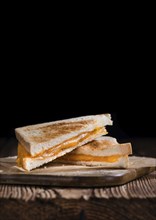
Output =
[
  {"x1": 15, "y1": 114, "x2": 112, "y2": 171},
  {"x1": 56, "y1": 136, "x2": 132, "y2": 168}
]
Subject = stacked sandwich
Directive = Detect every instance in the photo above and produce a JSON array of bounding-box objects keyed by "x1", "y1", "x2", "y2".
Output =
[{"x1": 15, "y1": 114, "x2": 132, "y2": 171}]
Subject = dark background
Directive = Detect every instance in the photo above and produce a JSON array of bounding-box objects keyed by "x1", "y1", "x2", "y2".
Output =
[
  {"x1": 0, "y1": 16, "x2": 155, "y2": 140},
  {"x1": 0, "y1": 78, "x2": 155, "y2": 139},
  {"x1": 0, "y1": 45, "x2": 156, "y2": 160}
]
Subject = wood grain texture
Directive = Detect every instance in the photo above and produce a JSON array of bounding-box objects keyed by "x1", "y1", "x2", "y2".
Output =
[
  {"x1": 0, "y1": 138, "x2": 156, "y2": 220},
  {"x1": 0, "y1": 156, "x2": 155, "y2": 187},
  {"x1": 0, "y1": 198, "x2": 156, "y2": 220},
  {"x1": 0, "y1": 171, "x2": 156, "y2": 201}
]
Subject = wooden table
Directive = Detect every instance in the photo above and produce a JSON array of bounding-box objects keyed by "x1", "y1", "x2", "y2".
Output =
[{"x1": 0, "y1": 137, "x2": 156, "y2": 220}]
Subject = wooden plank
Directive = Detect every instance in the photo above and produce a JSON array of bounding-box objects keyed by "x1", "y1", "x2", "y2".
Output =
[
  {"x1": 0, "y1": 198, "x2": 156, "y2": 220},
  {"x1": 0, "y1": 172, "x2": 156, "y2": 200},
  {"x1": 0, "y1": 156, "x2": 155, "y2": 187}
]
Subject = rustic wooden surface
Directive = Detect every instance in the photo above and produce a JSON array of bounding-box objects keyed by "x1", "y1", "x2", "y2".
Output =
[
  {"x1": 0, "y1": 198, "x2": 156, "y2": 220},
  {"x1": 0, "y1": 171, "x2": 156, "y2": 201},
  {"x1": 0, "y1": 138, "x2": 156, "y2": 220},
  {"x1": 0, "y1": 171, "x2": 156, "y2": 220},
  {"x1": 0, "y1": 156, "x2": 155, "y2": 187}
]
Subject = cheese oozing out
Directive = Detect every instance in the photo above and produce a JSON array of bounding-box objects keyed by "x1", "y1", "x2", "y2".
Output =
[
  {"x1": 58, "y1": 154, "x2": 126, "y2": 163},
  {"x1": 17, "y1": 127, "x2": 107, "y2": 168}
]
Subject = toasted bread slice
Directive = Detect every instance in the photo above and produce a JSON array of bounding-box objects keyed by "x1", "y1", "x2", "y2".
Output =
[
  {"x1": 15, "y1": 114, "x2": 112, "y2": 171},
  {"x1": 56, "y1": 136, "x2": 132, "y2": 168}
]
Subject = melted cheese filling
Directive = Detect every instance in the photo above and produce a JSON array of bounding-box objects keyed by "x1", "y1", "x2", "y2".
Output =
[
  {"x1": 59, "y1": 154, "x2": 126, "y2": 162},
  {"x1": 17, "y1": 127, "x2": 106, "y2": 167}
]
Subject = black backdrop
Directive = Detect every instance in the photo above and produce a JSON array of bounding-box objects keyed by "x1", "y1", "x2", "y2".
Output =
[
  {"x1": 0, "y1": 76, "x2": 155, "y2": 139},
  {"x1": 1, "y1": 14, "x2": 155, "y2": 139}
]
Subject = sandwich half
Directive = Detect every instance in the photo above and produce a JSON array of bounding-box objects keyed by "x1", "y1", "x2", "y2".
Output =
[
  {"x1": 15, "y1": 114, "x2": 112, "y2": 171},
  {"x1": 56, "y1": 136, "x2": 132, "y2": 168}
]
